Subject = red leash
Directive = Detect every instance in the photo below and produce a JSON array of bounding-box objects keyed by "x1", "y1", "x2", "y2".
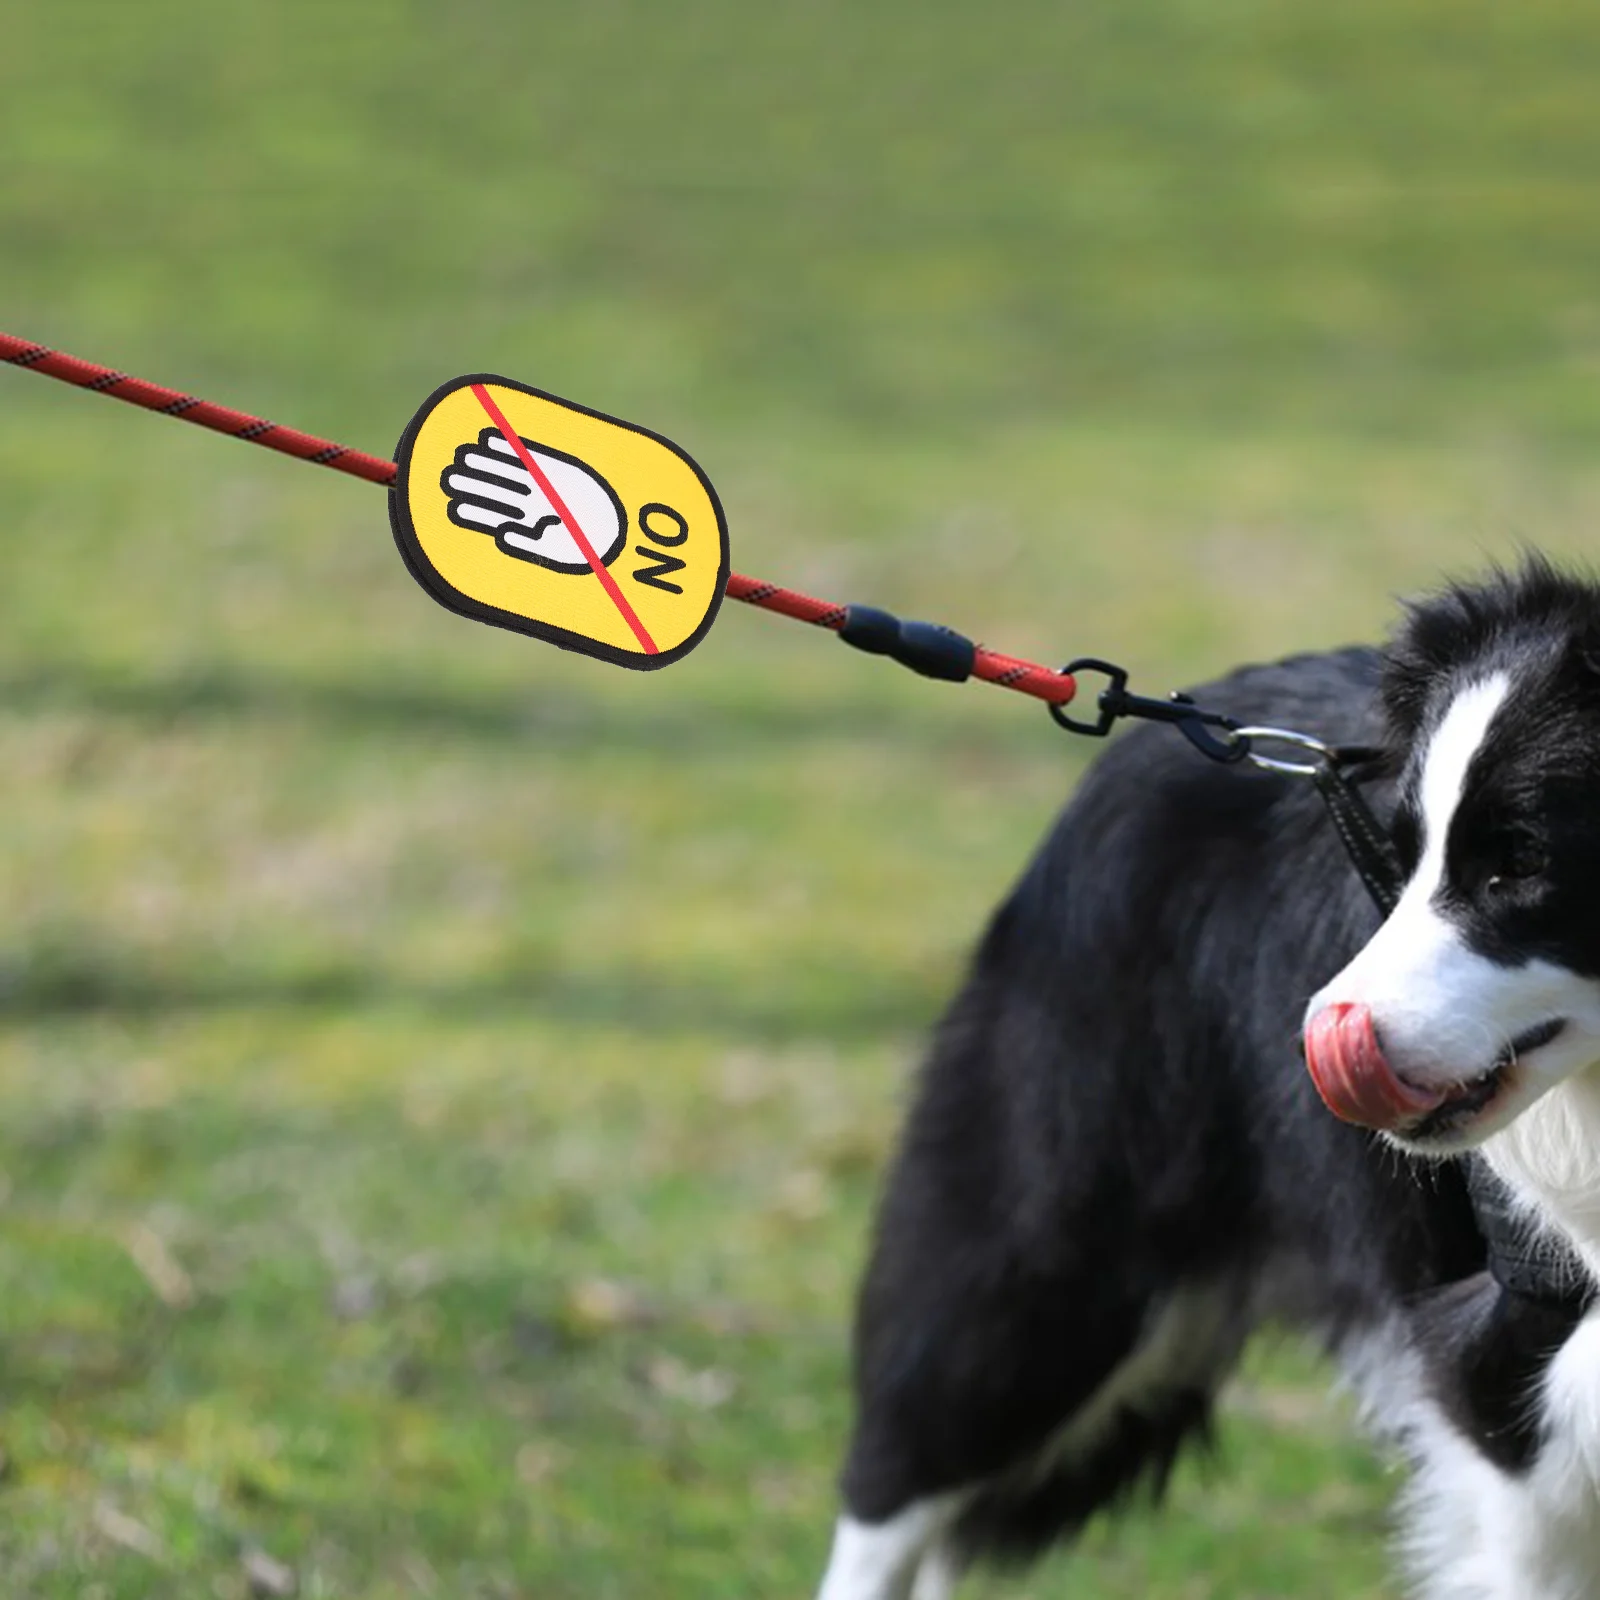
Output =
[{"x1": 0, "y1": 332, "x2": 1076, "y2": 708}]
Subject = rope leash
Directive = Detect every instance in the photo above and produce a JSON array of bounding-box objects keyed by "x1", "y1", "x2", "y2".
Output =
[
  {"x1": 0, "y1": 332, "x2": 1077, "y2": 709},
  {"x1": 0, "y1": 333, "x2": 398, "y2": 484}
]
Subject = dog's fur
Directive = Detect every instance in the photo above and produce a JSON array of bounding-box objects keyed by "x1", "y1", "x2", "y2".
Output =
[{"x1": 818, "y1": 561, "x2": 1600, "y2": 1600}]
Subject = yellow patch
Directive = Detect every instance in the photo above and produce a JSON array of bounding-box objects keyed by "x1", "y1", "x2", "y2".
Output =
[{"x1": 390, "y1": 374, "x2": 728, "y2": 668}]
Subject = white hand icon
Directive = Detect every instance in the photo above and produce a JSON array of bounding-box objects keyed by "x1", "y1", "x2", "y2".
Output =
[{"x1": 441, "y1": 429, "x2": 627, "y2": 573}]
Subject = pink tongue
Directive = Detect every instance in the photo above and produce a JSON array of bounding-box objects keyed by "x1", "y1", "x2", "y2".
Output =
[{"x1": 1303, "y1": 1003, "x2": 1446, "y2": 1130}]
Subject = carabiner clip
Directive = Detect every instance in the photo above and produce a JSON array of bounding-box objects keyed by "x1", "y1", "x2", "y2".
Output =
[{"x1": 1050, "y1": 660, "x2": 1248, "y2": 763}]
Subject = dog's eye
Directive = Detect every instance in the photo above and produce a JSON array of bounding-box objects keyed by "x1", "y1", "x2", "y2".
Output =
[{"x1": 1485, "y1": 828, "x2": 1548, "y2": 891}]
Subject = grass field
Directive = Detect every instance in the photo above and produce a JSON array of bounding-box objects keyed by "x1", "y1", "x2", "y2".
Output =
[{"x1": 5, "y1": 3, "x2": 1600, "y2": 1595}]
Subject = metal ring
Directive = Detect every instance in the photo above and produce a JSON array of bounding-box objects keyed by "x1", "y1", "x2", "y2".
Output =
[{"x1": 1229, "y1": 725, "x2": 1335, "y2": 777}]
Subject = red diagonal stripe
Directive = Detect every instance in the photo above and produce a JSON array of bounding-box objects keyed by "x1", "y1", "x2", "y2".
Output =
[{"x1": 470, "y1": 383, "x2": 657, "y2": 655}]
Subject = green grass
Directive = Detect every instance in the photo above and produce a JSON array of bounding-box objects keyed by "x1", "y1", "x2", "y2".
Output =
[{"x1": 4, "y1": 1, "x2": 1600, "y2": 1593}]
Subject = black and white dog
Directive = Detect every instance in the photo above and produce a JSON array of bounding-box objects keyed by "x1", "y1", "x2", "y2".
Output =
[{"x1": 817, "y1": 560, "x2": 1600, "y2": 1600}]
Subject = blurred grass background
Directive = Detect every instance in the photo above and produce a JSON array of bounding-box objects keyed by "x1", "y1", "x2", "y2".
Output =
[{"x1": 3, "y1": 2, "x2": 1600, "y2": 1595}]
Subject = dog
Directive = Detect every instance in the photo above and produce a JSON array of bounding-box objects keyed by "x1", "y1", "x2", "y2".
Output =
[{"x1": 816, "y1": 559, "x2": 1600, "y2": 1600}]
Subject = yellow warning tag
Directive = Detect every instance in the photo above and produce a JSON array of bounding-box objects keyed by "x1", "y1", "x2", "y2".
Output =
[{"x1": 390, "y1": 374, "x2": 729, "y2": 669}]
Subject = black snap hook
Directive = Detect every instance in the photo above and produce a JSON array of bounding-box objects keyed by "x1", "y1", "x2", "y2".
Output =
[{"x1": 1050, "y1": 660, "x2": 1247, "y2": 762}]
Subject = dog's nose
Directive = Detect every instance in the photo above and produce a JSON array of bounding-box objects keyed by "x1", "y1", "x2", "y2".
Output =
[{"x1": 1303, "y1": 1002, "x2": 1445, "y2": 1130}]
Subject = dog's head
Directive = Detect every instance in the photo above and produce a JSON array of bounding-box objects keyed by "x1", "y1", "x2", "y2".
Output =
[{"x1": 1304, "y1": 559, "x2": 1600, "y2": 1155}]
